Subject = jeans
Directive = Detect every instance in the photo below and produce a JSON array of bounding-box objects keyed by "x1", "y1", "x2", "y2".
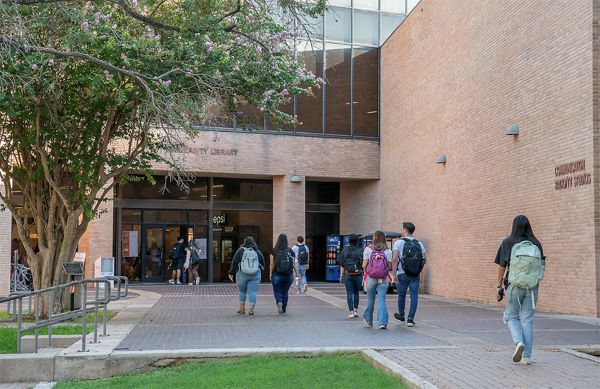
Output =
[
  {"x1": 344, "y1": 274, "x2": 362, "y2": 311},
  {"x1": 271, "y1": 272, "x2": 293, "y2": 312},
  {"x1": 397, "y1": 273, "x2": 420, "y2": 320},
  {"x1": 504, "y1": 286, "x2": 538, "y2": 358},
  {"x1": 236, "y1": 271, "x2": 261, "y2": 305},
  {"x1": 363, "y1": 276, "x2": 389, "y2": 326},
  {"x1": 295, "y1": 264, "x2": 308, "y2": 292}
]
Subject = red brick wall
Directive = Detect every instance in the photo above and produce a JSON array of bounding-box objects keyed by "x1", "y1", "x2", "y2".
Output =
[
  {"x1": 593, "y1": 0, "x2": 600, "y2": 316},
  {"x1": 381, "y1": 0, "x2": 597, "y2": 315}
]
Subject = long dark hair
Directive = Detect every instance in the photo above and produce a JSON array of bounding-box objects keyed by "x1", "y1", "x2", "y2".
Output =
[
  {"x1": 507, "y1": 215, "x2": 541, "y2": 249},
  {"x1": 242, "y1": 236, "x2": 258, "y2": 250},
  {"x1": 273, "y1": 233, "x2": 288, "y2": 253}
]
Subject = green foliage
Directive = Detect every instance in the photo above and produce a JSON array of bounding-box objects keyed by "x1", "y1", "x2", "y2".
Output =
[
  {"x1": 55, "y1": 353, "x2": 405, "y2": 388},
  {"x1": 0, "y1": 325, "x2": 94, "y2": 354}
]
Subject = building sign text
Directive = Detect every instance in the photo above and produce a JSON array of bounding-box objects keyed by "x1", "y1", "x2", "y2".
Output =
[{"x1": 555, "y1": 159, "x2": 592, "y2": 190}]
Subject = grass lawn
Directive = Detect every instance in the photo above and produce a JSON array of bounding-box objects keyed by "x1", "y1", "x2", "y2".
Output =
[
  {"x1": 0, "y1": 325, "x2": 93, "y2": 354},
  {"x1": 55, "y1": 354, "x2": 405, "y2": 389},
  {"x1": 0, "y1": 310, "x2": 115, "y2": 323}
]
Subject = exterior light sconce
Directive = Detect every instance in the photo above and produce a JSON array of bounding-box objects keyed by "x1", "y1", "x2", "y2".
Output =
[
  {"x1": 505, "y1": 124, "x2": 519, "y2": 136},
  {"x1": 290, "y1": 175, "x2": 302, "y2": 183},
  {"x1": 436, "y1": 154, "x2": 446, "y2": 164}
]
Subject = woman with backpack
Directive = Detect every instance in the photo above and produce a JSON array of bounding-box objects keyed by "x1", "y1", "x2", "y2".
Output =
[
  {"x1": 495, "y1": 215, "x2": 545, "y2": 365},
  {"x1": 270, "y1": 233, "x2": 295, "y2": 314},
  {"x1": 337, "y1": 233, "x2": 364, "y2": 318},
  {"x1": 362, "y1": 230, "x2": 393, "y2": 329},
  {"x1": 228, "y1": 236, "x2": 265, "y2": 315}
]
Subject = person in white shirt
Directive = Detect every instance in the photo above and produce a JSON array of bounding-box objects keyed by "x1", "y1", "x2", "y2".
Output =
[{"x1": 392, "y1": 222, "x2": 426, "y2": 327}]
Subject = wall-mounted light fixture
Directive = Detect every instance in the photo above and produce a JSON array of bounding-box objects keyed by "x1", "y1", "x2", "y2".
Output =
[
  {"x1": 436, "y1": 154, "x2": 446, "y2": 164},
  {"x1": 290, "y1": 175, "x2": 302, "y2": 183},
  {"x1": 505, "y1": 124, "x2": 519, "y2": 136}
]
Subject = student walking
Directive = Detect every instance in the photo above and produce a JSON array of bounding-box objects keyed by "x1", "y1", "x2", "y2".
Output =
[
  {"x1": 337, "y1": 233, "x2": 364, "y2": 318},
  {"x1": 495, "y1": 215, "x2": 545, "y2": 365},
  {"x1": 292, "y1": 236, "x2": 310, "y2": 293},
  {"x1": 362, "y1": 230, "x2": 393, "y2": 329},
  {"x1": 228, "y1": 236, "x2": 265, "y2": 315},
  {"x1": 168, "y1": 236, "x2": 186, "y2": 285},
  {"x1": 270, "y1": 234, "x2": 295, "y2": 314},
  {"x1": 187, "y1": 237, "x2": 203, "y2": 285},
  {"x1": 392, "y1": 222, "x2": 427, "y2": 327}
]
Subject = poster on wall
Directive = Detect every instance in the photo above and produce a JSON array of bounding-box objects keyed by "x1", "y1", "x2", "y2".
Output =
[
  {"x1": 121, "y1": 231, "x2": 139, "y2": 257},
  {"x1": 195, "y1": 238, "x2": 207, "y2": 260}
]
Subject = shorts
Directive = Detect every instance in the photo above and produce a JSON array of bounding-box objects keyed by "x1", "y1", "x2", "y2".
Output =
[{"x1": 175, "y1": 258, "x2": 186, "y2": 270}]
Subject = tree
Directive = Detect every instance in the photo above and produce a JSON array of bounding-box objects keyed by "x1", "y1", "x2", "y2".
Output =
[{"x1": 0, "y1": 0, "x2": 326, "y2": 314}]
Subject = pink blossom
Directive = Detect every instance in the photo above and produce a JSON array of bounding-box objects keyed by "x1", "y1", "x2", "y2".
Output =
[
  {"x1": 131, "y1": 0, "x2": 138, "y2": 8},
  {"x1": 279, "y1": 89, "x2": 289, "y2": 97},
  {"x1": 30, "y1": 64, "x2": 37, "y2": 70},
  {"x1": 80, "y1": 20, "x2": 89, "y2": 31},
  {"x1": 94, "y1": 12, "x2": 101, "y2": 24}
]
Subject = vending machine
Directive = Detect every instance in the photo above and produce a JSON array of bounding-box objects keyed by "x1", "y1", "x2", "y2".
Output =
[{"x1": 325, "y1": 234, "x2": 341, "y2": 282}]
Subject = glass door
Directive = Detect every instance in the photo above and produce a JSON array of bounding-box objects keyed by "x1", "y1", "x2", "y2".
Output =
[{"x1": 142, "y1": 225, "x2": 165, "y2": 282}]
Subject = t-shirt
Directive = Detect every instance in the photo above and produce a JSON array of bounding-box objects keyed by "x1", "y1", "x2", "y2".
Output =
[
  {"x1": 494, "y1": 237, "x2": 544, "y2": 268},
  {"x1": 393, "y1": 237, "x2": 426, "y2": 275},
  {"x1": 292, "y1": 244, "x2": 310, "y2": 264}
]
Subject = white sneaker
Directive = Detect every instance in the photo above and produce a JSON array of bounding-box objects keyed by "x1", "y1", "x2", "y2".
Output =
[
  {"x1": 348, "y1": 312, "x2": 355, "y2": 318},
  {"x1": 513, "y1": 342, "x2": 525, "y2": 362},
  {"x1": 195, "y1": 277, "x2": 200, "y2": 285},
  {"x1": 303, "y1": 284, "x2": 308, "y2": 292},
  {"x1": 188, "y1": 282, "x2": 193, "y2": 286},
  {"x1": 520, "y1": 357, "x2": 532, "y2": 365},
  {"x1": 176, "y1": 280, "x2": 181, "y2": 285},
  {"x1": 353, "y1": 310, "x2": 358, "y2": 318},
  {"x1": 168, "y1": 279, "x2": 174, "y2": 285}
]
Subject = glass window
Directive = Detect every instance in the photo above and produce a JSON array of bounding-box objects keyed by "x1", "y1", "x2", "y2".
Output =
[
  {"x1": 296, "y1": 14, "x2": 323, "y2": 40},
  {"x1": 296, "y1": 41, "x2": 324, "y2": 134},
  {"x1": 381, "y1": 13, "x2": 405, "y2": 44},
  {"x1": 213, "y1": 178, "x2": 273, "y2": 202},
  {"x1": 407, "y1": 0, "x2": 421, "y2": 13},
  {"x1": 329, "y1": 0, "x2": 351, "y2": 6},
  {"x1": 266, "y1": 101, "x2": 294, "y2": 132},
  {"x1": 189, "y1": 210, "x2": 208, "y2": 224},
  {"x1": 353, "y1": 10, "x2": 379, "y2": 46},
  {"x1": 353, "y1": 0, "x2": 378, "y2": 10},
  {"x1": 119, "y1": 176, "x2": 208, "y2": 201},
  {"x1": 143, "y1": 210, "x2": 187, "y2": 224},
  {"x1": 381, "y1": 0, "x2": 406, "y2": 14},
  {"x1": 121, "y1": 209, "x2": 142, "y2": 223},
  {"x1": 325, "y1": 7, "x2": 351, "y2": 42},
  {"x1": 306, "y1": 182, "x2": 340, "y2": 204},
  {"x1": 235, "y1": 103, "x2": 264, "y2": 130},
  {"x1": 324, "y1": 43, "x2": 351, "y2": 135},
  {"x1": 352, "y1": 47, "x2": 378, "y2": 137}
]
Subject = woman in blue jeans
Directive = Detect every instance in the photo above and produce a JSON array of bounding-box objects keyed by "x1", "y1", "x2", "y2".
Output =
[
  {"x1": 270, "y1": 234, "x2": 294, "y2": 314},
  {"x1": 494, "y1": 215, "x2": 544, "y2": 365},
  {"x1": 362, "y1": 231, "x2": 393, "y2": 329},
  {"x1": 228, "y1": 236, "x2": 265, "y2": 315},
  {"x1": 337, "y1": 233, "x2": 364, "y2": 318}
]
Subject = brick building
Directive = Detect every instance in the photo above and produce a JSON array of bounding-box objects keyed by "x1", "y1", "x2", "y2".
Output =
[{"x1": 1, "y1": 0, "x2": 599, "y2": 317}]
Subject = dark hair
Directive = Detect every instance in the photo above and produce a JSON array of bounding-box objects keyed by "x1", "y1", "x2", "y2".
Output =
[
  {"x1": 297, "y1": 236, "x2": 304, "y2": 243},
  {"x1": 273, "y1": 234, "x2": 288, "y2": 253},
  {"x1": 507, "y1": 215, "x2": 541, "y2": 248},
  {"x1": 243, "y1": 236, "x2": 258, "y2": 250},
  {"x1": 372, "y1": 230, "x2": 387, "y2": 249},
  {"x1": 402, "y1": 222, "x2": 416, "y2": 234},
  {"x1": 348, "y1": 233, "x2": 360, "y2": 245},
  {"x1": 177, "y1": 236, "x2": 184, "y2": 241}
]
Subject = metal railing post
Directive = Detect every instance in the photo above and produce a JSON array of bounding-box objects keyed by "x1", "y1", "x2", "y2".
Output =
[
  {"x1": 48, "y1": 290, "x2": 53, "y2": 348},
  {"x1": 80, "y1": 282, "x2": 87, "y2": 352},
  {"x1": 34, "y1": 294, "x2": 40, "y2": 353},
  {"x1": 93, "y1": 285, "x2": 99, "y2": 343},
  {"x1": 17, "y1": 297, "x2": 23, "y2": 353}
]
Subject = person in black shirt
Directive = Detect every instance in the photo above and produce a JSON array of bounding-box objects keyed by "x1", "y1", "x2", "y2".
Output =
[
  {"x1": 337, "y1": 234, "x2": 364, "y2": 318},
  {"x1": 228, "y1": 236, "x2": 265, "y2": 315},
  {"x1": 169, "y1": 237, "x2": 187, "y2": 285}
]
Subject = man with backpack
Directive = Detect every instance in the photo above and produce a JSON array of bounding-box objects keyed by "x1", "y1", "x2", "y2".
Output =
[
  {"x1": 392, "y1": 222, "x2": 426, "y2": 327},
  {"x1": 292, "y1": 236, "x2": 310, "y2": 293},
  {"x1": 169, "y1": 236, "x2": 187, "y2": 285}
]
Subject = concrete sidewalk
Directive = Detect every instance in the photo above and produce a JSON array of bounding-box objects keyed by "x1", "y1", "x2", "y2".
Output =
[{"x1": 115, "y1": 282, "x2": 599, "y2": 388}]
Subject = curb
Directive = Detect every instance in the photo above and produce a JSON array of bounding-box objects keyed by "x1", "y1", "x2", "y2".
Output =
[{"x1": 361, "y1": 349, "x2": 438, "y2": 389}]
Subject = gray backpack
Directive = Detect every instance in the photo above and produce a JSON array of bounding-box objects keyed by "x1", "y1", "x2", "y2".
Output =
[{"x1": 239, "y1": 248, "x2": 259, "y2": 275}]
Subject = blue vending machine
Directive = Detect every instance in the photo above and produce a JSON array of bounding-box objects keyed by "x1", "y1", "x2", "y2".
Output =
[{"x1": 325, "y1": 234, "x2": 341, "y2": 282}]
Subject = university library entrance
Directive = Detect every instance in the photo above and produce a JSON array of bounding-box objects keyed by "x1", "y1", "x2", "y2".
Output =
[{"x1": 115, "y1": 176, "x2": 273, "y2": 283}]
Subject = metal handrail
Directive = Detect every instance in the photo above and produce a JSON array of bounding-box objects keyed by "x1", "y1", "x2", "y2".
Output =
[{"x1": 0, "y1": 276, "x2": 128, "y2": 353}]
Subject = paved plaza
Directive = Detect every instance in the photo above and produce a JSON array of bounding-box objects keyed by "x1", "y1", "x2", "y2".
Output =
[{"x1": 112, "y1": 282, "x2": 599, "y2": 388}]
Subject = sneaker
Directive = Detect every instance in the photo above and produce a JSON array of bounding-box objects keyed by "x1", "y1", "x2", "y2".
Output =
[
  {"x1": 348, "y1": 312, "x2": 355, "y2": 318},
  {"x1": 303, "y1": 284, "x2": 308, "y2": 293},
  {"x1": 394, "y1": 313, "x2": 405, "y2": 323},
  {"x1": 353, "y1": 310, "x2": 358, "y2": 318},
  {"x1": 188, "y1": 282, "x2": 193, "y2": 286},
  {"x1": 168, "y1": 279, "x2": 174, "y2": 285},
  {"x1": 513, "y1": 341, "x2": 525, "y2": 362},
  {"x1": 407, "y1": 319, "x2": 415, "y2": 327},
  {"x1": 176, "y1": 280, "x2": 181, "y2": 285},
  {"x1": 379, "y1": 324, "x2": 387, "y2": 330},
  {"x1": 520, "y1": 357, "x2": 532, "y2": 365},
  {"x1": 277, "y1": 302, "x2": 284, "y2": 314},
  {"x1": 363, "y1": 318, "x2": 373, "y2": 328},
  {"x1": 195, "y1": 277, "x2": 200, "y2": 285}
]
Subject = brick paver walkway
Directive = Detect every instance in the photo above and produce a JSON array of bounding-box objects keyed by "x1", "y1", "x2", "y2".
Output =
[{"x1": 116, "y1": 282, "x2": 599, "y2": 388}]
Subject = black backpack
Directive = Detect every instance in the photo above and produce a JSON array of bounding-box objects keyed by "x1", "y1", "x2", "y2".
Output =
[
  {"x1": 401, "y1": 238, "x2": 424, "y2": 277},
  {"x1": 275, "y1": 249, "x2": 294, "y2": 274},
  {"x1": 170, "y1": 243, "x2": 182, "y2": 260},
  {"x1": 296, "y1": 244, "x2": 309, "y2": 265},
  {"x1": 342, "y1": 247, "x2": 362, "y2": 275}
]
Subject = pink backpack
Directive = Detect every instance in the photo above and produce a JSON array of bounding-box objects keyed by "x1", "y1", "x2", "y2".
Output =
[{"x1": 366, "y1": 249, "x2": 390, "y2": 279}]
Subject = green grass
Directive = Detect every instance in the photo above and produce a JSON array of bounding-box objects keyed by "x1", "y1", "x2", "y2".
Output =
[
  {"x1": 0, "y1": 325, "x2": 93, "y2": 354},
  {"x1": 55, "y1": 354, "x2": 405, "y2": 389},
  {"x1": 0, "y1": 310, "x2": 115, "y2": 323}
]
